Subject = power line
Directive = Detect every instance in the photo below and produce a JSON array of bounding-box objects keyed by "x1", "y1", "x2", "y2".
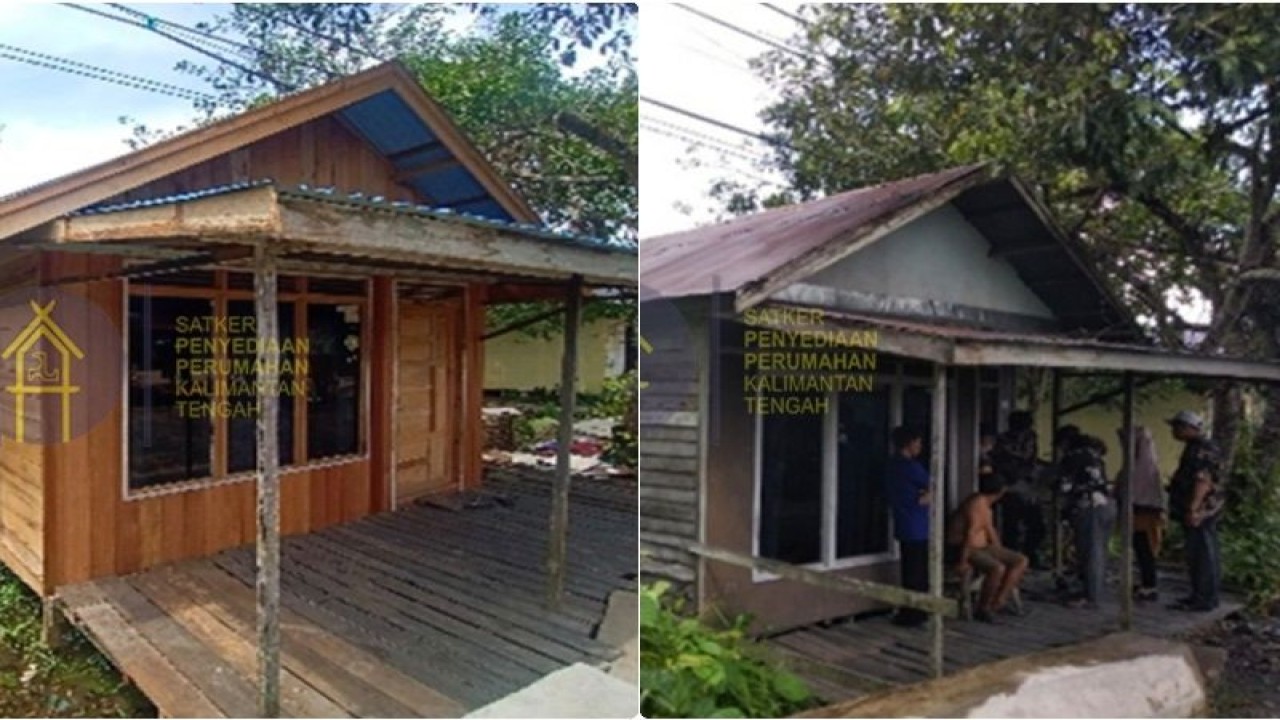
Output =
[
  {"x1": 641, "y1": 123, "x2": 768, "y2": 167},
  {"x1": 0, "y1": 42, "x2": 215, "y2": 102},
  {"x1": 642, "y1": 116, "x2": 771, "y2": 164},
  {"x1": 640, "y1": 95, "x2": 780, "y2": 146},
  {"x1": 762, "y1": 3, "x2": 810, "y2": 27},
  {"x1": 672, "y1": 3, "x2": 809, "y2": 59},
  {"x1": 107, "y1": 2, "x2": 261, "y2": 60},
  {"x1": 61, "y1": 3, "x2": 297, "y2": 91}
]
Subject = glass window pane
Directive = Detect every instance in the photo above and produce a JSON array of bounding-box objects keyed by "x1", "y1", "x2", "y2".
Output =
[
  {"x1": 836, "y1": 387, "x2": 892, "y2": 558},
  {"x1": 757, "y1": 397, "x2": 824, "y2": 564},
  {"x1": 226, "y1": 300, "x2": 296, "y2": 473},
  {"x1": 128, "y1": 295, "x2": 214, "y2": 488},
  {"x1": 307, "y1": 303, "x2": 362, "y2": 459}
]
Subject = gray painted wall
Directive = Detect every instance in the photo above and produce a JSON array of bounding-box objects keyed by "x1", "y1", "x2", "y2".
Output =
[{"x1": 804, "y1": 203, "x2": 1056, "y2": 319}]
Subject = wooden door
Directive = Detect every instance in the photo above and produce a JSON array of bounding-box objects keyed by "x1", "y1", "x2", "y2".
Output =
[{"x1": 395, "y1": 296, "x2": 462, "y2": 505}]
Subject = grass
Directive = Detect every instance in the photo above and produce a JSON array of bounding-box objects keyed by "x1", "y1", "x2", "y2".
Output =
[{"x1": 0, "y1": 566, "x2": 153, "y2": 718}]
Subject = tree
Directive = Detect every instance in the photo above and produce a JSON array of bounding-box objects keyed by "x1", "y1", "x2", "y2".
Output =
[{"x1": 736, "y1": 4, "x2": 1280, "y2": 472}]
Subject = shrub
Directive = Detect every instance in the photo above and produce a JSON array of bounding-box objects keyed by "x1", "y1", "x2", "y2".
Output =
[
  {"x1": 641, "y1": 582, "x2": 814, "y2": 718},
  {"x1": 1219, "y1": 429, "x2": 1280, "y2": 610}
]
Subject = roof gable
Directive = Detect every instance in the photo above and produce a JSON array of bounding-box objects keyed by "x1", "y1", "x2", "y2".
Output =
[
  {"x1": 0, "y1": 60, "x2": 538, "y2": 240},
  {"x1": 641, "y1": 165, "x2": 1135, "y2": 338}
]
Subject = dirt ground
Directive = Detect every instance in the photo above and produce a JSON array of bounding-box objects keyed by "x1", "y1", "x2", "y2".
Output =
[{"x1": 1191, "y1": 609, "x2": 1280, "y2": 717}]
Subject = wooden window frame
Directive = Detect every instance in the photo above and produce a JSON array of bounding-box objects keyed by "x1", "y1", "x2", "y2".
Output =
[{"x1": 122, "y1": 270, "x2": 371, "y2": 500}]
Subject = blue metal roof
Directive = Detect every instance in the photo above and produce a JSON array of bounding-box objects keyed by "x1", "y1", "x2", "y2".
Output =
[
  {"x1": 335, "y1": 89, "x2": 516, "y2": 223},
  {"x1": 73, "y1": 181, "x2": 635, "y2": 254}
]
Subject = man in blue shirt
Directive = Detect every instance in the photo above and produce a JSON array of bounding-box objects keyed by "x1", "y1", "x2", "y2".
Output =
[{"x1": 886, "y1": 425, "x2": 932, "y2": 626}]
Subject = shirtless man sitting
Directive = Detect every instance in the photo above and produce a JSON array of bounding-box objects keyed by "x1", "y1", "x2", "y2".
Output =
[{"x1": 947, "y1": 473, "x2": 1030, "y2": 622}]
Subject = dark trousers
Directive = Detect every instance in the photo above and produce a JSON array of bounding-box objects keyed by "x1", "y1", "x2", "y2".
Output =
[
  {"x1": 895, "y1": 539, "x2": 929, "y2": 626},
  {"x1": 1132, "y1": 531, "x2": 1158, "y2": 590},
  {"x1": 999, "y1": 492, "x2": 1046, "y2": 565},
  {"x1": 1183, "y1": 517, "x2": 1221, "y2": 608}
]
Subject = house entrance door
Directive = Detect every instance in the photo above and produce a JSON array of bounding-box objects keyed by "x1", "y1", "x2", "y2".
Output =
[{"x1": 394, "y1": 295, "x2": 462, "y2": 505}]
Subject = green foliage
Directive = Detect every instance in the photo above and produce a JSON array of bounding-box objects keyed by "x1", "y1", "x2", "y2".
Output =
[
  {"x1": 0, "y1": 567, "x2": 152, "y2": 717},
  {"x1": 740, "y1": 4, "x2": 1280, "y2": 362},
  {"x1": 641, "y1": 582, "x2": 815, "y2": 718},
  {"x1": 1219, "y1": 426, "x2": 1280, "y2": 610}
]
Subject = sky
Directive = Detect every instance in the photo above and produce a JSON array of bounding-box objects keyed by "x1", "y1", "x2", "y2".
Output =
[
  {"x1": 0, "y1": 2, "x2": 485, "y2": 198},
  {"x1": 637, "y1": 2, "x2": 799, "y2": 238},
  {"x1": 0, "y1": 3, "x2": 227, "y2": 195}
]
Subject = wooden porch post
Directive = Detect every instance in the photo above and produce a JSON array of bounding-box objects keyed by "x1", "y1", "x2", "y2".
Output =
[
  {"x1": 1120, "y1": 372, "x2": 1136, "y2": 630},
  {"x1": 254, "y1": 240, "x2": 281, "y2": 717},
  {"x1": 1050, "y1": 370, "x2": 1063, "y2": 579},
  {"x1": 928, "y1": 364, "x2": 948, "y2": 678},
  {"x1": 546, "y1": 274, "x2": 583, "y2": 609}
]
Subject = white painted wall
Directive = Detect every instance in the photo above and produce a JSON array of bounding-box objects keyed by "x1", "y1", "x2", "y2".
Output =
[{"x1": 804, "y1": 204, "x2": 1056, "y2": 319}]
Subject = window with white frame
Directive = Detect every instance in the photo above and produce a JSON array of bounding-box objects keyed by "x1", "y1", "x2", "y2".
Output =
[{"x1": 754, "y1": 361, "x2": 936, "y2": 571}]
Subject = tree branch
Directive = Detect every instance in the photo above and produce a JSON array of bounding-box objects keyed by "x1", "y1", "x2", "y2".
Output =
[{"x1": 554, "y1": 111, "x2": 637, "y2": 186}]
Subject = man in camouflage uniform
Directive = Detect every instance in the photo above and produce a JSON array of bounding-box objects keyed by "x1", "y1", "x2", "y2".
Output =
[{"x1": 1166, "y1": 410, "x2": 1224, "y2": 612}]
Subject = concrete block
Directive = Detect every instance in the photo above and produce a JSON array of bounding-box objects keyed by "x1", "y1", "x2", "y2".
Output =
[
  {"x1": 464, "y1": 663, "x2": 637, "y2": 718},
  {"x1": 797, "y1": 632, "x2": 1210, "y2": 718}
]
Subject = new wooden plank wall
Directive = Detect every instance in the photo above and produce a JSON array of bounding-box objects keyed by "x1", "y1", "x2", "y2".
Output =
[
  {"x1": 38, "y1": 252, "x2": 399, "y2": 594},
  {"x1": 0, "y1": 250, "x2": 46, "y2": 590},
  {"x1": 99, "y1": 115, "x2": 419, "y2": 206}
]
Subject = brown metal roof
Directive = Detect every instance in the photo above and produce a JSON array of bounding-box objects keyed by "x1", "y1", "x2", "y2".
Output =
[
  {"x1": 641, "y1": 164, "x2": 987, "y2": 299},
  {"x1": 641, "y1": 164, "x2": 1135, "y2": 339}
]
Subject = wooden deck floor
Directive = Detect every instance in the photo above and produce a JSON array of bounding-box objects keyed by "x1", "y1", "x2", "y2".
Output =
[
  {"x1": 55, "y1": 468, "x2": 638, "y2": 718},
  {"x1": 767, "y1": 568, "x2": 1241, "y2": 703}
]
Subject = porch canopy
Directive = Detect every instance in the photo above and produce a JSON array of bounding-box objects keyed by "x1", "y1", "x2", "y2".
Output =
[
  {"x1": 764, "y1": 305, "x2": 1280, "y2": 383},
  {"x1": 11, "y1": 180, "x2": 636, "y2": 289}
]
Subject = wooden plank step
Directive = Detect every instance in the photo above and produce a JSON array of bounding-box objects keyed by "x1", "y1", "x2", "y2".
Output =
[
  {"x1": 127, "y1": 570, "x2": 352, "y2": 719},
  {"x1": 173, "y1": 562, "x2": 463, "y2": 718},
  {"x1": 93, "y1": 577, "x2": 261, "y2": 718},
  {"x1": 57, "y1": 583, "x2": 224, "y2": 719}
]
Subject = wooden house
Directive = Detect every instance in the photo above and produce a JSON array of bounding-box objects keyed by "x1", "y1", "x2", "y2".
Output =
[
  {"x1": 638, "y1": 164, "x2": 1279, "y2": 675},
  {"x1": 0, "y1": 60, "x2": 636, "y2": 602}
]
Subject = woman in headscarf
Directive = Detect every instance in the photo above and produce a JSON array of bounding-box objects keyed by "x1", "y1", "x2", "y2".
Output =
[{"x1": 1116, "y1": 425, "x2": 1164, "y2": 602}]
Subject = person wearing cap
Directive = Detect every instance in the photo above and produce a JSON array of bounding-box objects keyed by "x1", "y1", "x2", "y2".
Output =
[{"x1": 1166, "y1": 410, "x2": 1224, "y2": 612}]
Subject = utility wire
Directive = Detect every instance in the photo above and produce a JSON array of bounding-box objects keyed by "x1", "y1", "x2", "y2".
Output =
[
  {"x1": 0, "y1": 42, "x2": 216, "y2": 101},
  {"x1": 642, "y1": 116, "x2": 771, "y2": 163},
  {"x1": 762, "y1": 3, "x2": 811, "y2": 27},
  {"x1": 107, "y1": 2, "x2": 261, "y2": 59},
  {"x1": 672, "y1": 3, "x2": 809, "y2": 59},
  {"x1": 641, "y1": 95, "x2": 781, "y2": 147},
  {"x1": 61, "y1": 3, "x2": 297, "y2": 91},
  {"x1": 642, "y1": 123, "x2": 769, "y2": 167}
]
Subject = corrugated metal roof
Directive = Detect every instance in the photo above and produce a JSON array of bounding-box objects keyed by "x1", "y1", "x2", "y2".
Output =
[
  {"x1": 334, "y1": 89, "x2": 512, "y2": 221},
  {"x1": 641, "y1": 164, "x2": 1133, "y2": 338},
  {"x1": 71, "y1": 180, "x2": 634, "y2": 254},
  {"x1": 641, "y1": 164, "x2": 985, "y2": 299}
]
